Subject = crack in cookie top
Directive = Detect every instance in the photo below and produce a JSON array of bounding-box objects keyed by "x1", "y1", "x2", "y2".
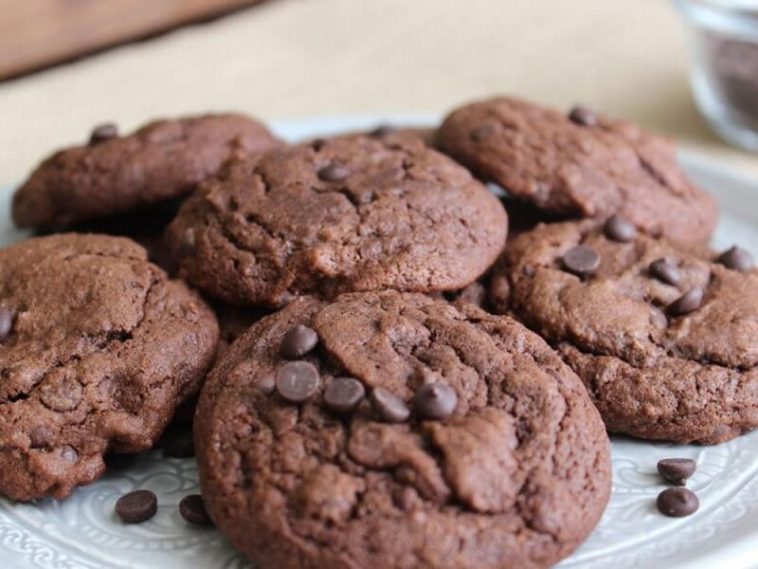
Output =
[
  {"x1": 0, "y1": 234, "x2": 219, "y2": 501},
  {"x1": 438, "y1": 96, "x2": 718, "y2": 248},
  {"x1": 195, "y1": 291, "x2": 610, "y2": 569},
  {"x1": 12, "y1": 114, "x2": 282, "y2": 229},
  {"x1": 496, "y1": 218, "x2": 758, "y2": 444},
  {"x1": 166, "y1": 134, "x2": 508, "y2": 307}
]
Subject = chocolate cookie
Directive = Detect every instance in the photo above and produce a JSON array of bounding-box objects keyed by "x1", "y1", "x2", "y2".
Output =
[
  {"x1": 195, "y1": 291, "x2": 611, "y2": 568},
  {"x1": 13, "y1": 114, "x2": 282, "y2": 230},
  {"x1": 167, "y1": 134, "x2": 507, "y2": 307},
  {"x1": 497, "y1": 219, "x2": 758, "y2": 444},
  {"x1": 0, "y1": 234, "x2": 219, "y2": 501},
  {"x1": 438, "y1": 96, "x2": 718, "y2": 248}
]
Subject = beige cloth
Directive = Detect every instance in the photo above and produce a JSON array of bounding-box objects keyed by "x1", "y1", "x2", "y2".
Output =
[{"x1": 0, "y1": 0, "x2": 755, "y2": 188}]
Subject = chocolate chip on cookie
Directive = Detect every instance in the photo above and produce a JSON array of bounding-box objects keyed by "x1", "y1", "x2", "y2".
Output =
[
  {"x1": 562, "y1": 245, "x2": 601, "y2": 276},
  {"x1": 496, "y1": 219, "x2": 758, "y2": 444},
  {"x1": 166, "y1": 134, "x2": 507, "y2": 307},
  {"x1": 649, "y1": 258, "x2": 682, "y2": 286},
  {"x1": 717, "y1": 245, "x2": 754, "y2": 272},
  {"x1": 324, "y1": 377, "x2": 365, "y2": 414},
  {"x1": 369, "y1": 387, "x2": 411, "y2": 423},
  {"x1": 0, "y1": 234, "x2": 218, "y2": 501},
  {"x1": 194, "y1": 292, "x2": 611, "y2": 569},
  {"x1": 276, "y1": 361, "x2": 320, "y2": 403},
  {"x1": 89, "y1": 122, "x2": 119, "y2": 145},
  {"x1": 280, "y1": 325, "x2": 319, "y2": 359},
  {"x1": 438, "y1": 96, "x2": 717, "y2": 248}
]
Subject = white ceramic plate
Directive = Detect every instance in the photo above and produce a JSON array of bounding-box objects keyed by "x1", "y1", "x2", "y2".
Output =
[{"x1": 0, "y1": 117, "x2": 756, "y2": 569}]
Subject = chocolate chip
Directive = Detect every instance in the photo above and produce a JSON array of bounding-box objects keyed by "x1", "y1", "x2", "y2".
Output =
[
  {"x1": 317, "y1": 163, "x2": 350, "y2": 182},
  {"x1": 255, "y1": 374, "x2": 276, "y2": 394},
  {"x1": 717, "y1": 245, "x2": 754, "y2": 272},
  {"x1": 470, "y1": 124, "x2": 494, "y2": 142},
  {"x1": 370, "y1": 124, "x2": 393, "y2": 137},
  {"x1": 115, "y1": 489, "x2": 157, "y2": 523},
  {"x1": 179, "y1": 494, "x2": 214, "y2": 526},
  {"x1": 568, "y1": 106, "x2": 597, "y2": 127},
  {"x1": 280, "y1": 325, "x2": 319, "y2": 359},
  {"x1": 649, "y1": 258, "x2": 681, "y2": 286},
  {"x1": 176, "y1": 228, "x2": 196, "y2": 259},
  {"x1": 657, "y1": 458, "x2": 697, "y2": 486},
  {"x1": 667, "y1": 288, "x2": 703, "y2": 317},
  {"x1": 324, "y1": 377, "x2": 365, "y2": 413},
  {"x1": 61, "y1": 445, "x2": 78, "y2": 461},
  {"x1": 162, "y1": 430, "x2": 195, "y2": 458},
  {"x1": 369, "y1": 387, "x2": 410, "y2": 423},
  {"x1": 29, "y1": 426, "x2": 52, "y2": 449},
  {"x1": 562, "y1": 245, "x2": 600, "y2": 276},
  {"x1": 39, "y1": 376, "x2": 83, "y2": 412},
  {"x1": 414, "y1": 383, "x2": 458, "y2": 420},
  {"x1": 656, "y1": 487, "x2": 699, "y2": 517},
  {"x1": 603, "y1": 215, "x2": 637, "y2": 242},
  {"x1": 89, "y1": 122, "x2": 119, "y2": 145},
  {"x1": 275, "y1": 361, "x2": 320, "y2": 403},
  {"x1": 0, "y1": 307, "x2": 14, "y2": 339},
  {"x1": 311, "y1": 138, "x2": 326, "y2": 151}
]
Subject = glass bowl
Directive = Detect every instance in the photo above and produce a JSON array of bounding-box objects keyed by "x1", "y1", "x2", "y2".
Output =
[{"x1": 673, "y1": 0, "x2": 758, "y2": 151}]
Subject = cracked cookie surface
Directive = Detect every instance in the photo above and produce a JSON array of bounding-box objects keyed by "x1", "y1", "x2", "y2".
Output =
[
  {"x1": 195, "y1": 291, "x2": 610, "y2": 569},
  {"x1": 438, "y1": 96, "x2": 717, "y2": 248},
  {"x1": 0, "y1": 234, "x2": 219, "y2": 501},
  {"x1": 13, "y1": 114, "x2": 282, "y2": 229},
  {"x1": 496, "y1": 220, "x2": 758, "y2": 444},
  {"x1": 166, "y1": 134, "x2": 508, "y2": 307}
]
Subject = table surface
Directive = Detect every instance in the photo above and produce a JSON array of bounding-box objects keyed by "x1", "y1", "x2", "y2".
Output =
[{"x1": 0, "y1": 0, "x2": 755, "y2": 189}]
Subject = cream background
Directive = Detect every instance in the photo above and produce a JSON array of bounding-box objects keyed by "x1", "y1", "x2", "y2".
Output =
[{"x1": 0, "y1": 0, "x2": 756, "y2": 188}]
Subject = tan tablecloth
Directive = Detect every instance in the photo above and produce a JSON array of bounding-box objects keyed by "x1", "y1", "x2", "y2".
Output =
[{"x1": 0, "y1": 0, "x2": 756, "y2": 188}]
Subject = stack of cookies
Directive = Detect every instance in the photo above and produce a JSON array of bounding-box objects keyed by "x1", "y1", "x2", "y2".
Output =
[{"x1": 0, "y1": 95, "x2": 754, "y2": 569}]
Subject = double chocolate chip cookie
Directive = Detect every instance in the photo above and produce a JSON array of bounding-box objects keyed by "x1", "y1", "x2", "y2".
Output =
[
  {"x1": 167, "y1": 134, "x2": 507, "y2": 307},
  {"x1": 195, "y1": 291, "x2": 611, "y2": 568},
  {"x1": 0, "y1": 234, "x2": 218, "y2": 501},
  {"x1": 495, "y1": 219, "x2": 757, "y2": 444},
  {"x1": 438, "y1": 96, "x2": 718, "y2": 248},
  {"x1": 13, "y1": 114, "x2": 281, "y2": 230}
]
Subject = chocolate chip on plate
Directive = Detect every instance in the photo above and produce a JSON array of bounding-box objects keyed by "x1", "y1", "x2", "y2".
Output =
[
  {"x1": 667, "y1": 288, "x2": 704, "y2": 317},
  {"x1": 562, "y1": 245, "x2": 600, "y2": 276},
  {"x1": 275, "y1": 361, "x2": 320, "y2": 403},
  {"x1": 603, "y1": 215, "x2": 637, "y2": 242},
  {"x1": 116, "y1": 489, "x2": 158, "y2": 524},
  {"x1": 0, "y1": 307, "x2": 14, "y2": 339},
  {"x1": 656, "y1": 487, "x2": 699, "y2": 517},
  {"x1": 369, "y1": 387, "x2": 410, "y2": 423},
  {"x1": 317, "y1": 163, "x2": 350, "y2": 182},
  {"x1": 568, "y1": 106, "x2": 598, "y2": 127},
  {"x1": 414, "y1": 383, "x2": 458, "y2": 420},
  {"x1": 657, "y1": 458, "x2": 697, "y2": 486},
  {"x1": 717, "y1": 245, "x2": 754, "y2": 272},
  {"x1": 649, "y1": 258, "x2": 681, "y2": 286},
  {"x1": 324, "y1": 376, "x2": 365, "y2": 413},
  {"x1": 179, "y1": 494, "x2": 214, "y2": 526},
  {"x1": 89, "y1": 122, "x2": 119, "y2": 145},
  {"x1": 280, "y1": 325, "x2": 319, "y2": 359}
]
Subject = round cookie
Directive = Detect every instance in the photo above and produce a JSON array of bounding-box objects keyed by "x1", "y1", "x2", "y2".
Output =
[
  {"x1": 195, "y1": 291, "x2": 611, "y2": 569},
  {"x1": 13, "y1": 114, "x2": 282, "y2": 230},
  {"x1": 438, "y1": 96, "x2": 718, "y2": 248},
  {"x1": 497, "y1": 219, "x2": 758, "y2": 444},
  {"x1": 0, "y1": 234, "x2": 219, "y2": 501},
  {"x1": 166, "y1": 134, "x2": 508, "y2": 307}
]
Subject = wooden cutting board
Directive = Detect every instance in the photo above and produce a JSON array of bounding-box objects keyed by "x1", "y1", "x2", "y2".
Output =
[{"x1": 0, "y1": 0, "x2": 265, "y2": 81}]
